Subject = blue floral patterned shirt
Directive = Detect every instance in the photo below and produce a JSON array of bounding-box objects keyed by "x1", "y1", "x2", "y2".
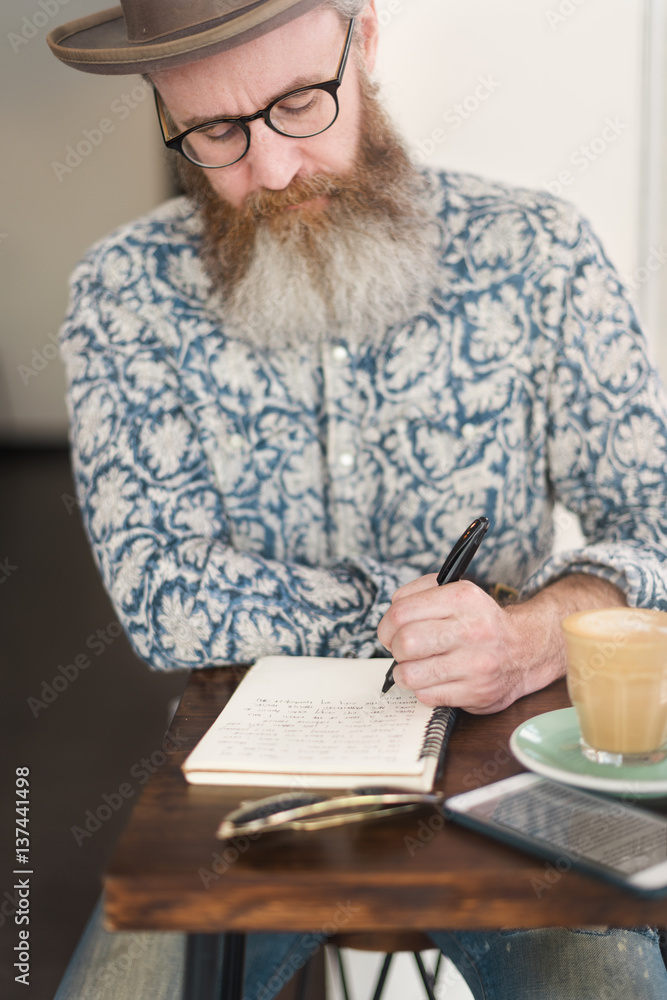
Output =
[{"x1": 59, "y1": 170, "x2": 667, "y2": 670}]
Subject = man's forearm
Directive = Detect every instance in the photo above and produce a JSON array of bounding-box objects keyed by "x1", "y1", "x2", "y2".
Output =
[
  {"x1": 506, "y1": 573, "x2": 627, "y2": 701},
  {"x1": 378, "y1": 571, "x2": 628, "y2": 713}
]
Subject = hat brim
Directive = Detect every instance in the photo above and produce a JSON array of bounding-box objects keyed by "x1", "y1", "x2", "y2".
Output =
[{"x1": 47, "y1": 0, "x2": 323, "y2": 75}]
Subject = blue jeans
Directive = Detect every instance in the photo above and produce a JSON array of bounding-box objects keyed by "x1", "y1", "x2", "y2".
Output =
[
  {"x1": 245, "y1": 927, "x2": 667, "y2": 1000},
  {"x1": 55, "y1": 899, "x2": 667, "y2": 1000}
]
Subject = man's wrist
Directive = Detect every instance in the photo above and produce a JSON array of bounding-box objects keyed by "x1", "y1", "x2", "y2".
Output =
[{"x1": 503, "y1": 573, "x2": 627, "y2": 699}]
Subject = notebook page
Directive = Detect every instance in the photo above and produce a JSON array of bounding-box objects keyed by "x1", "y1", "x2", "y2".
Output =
[{"x1": 185, "y1": 656, "x2": 436, "y2": 777}]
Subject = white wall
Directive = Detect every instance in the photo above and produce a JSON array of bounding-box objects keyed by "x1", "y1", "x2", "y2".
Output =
[
  {"x1": 376, "y1": 0, "x2": 666, "y2": 364},
  {"x1": 0, "y1": 0, "x2": 171, "y2": 442},
  {"x1": 656, "y1": 0, "x2": 667, "y2": 375},
  {"x1": 1, "y1": 0, "x2": 665, "y2": 442}
]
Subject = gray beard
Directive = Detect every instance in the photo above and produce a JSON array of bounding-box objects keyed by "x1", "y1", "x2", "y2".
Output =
[
  {"x1": 177, "y1": 72, "x2": 443, "y2": 351},
  {"x1": 218, "y1": 181, "x2": 441, "y2": 351}
]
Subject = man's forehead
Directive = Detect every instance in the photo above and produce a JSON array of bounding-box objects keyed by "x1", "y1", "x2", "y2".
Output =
[{"x1": 152, "y1": 5, "x2": 341, "y2": 112}]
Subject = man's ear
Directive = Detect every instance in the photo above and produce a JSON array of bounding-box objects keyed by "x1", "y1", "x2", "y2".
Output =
[{"x1": 357, "y1": 1, "x2": 379, "y2": 74}]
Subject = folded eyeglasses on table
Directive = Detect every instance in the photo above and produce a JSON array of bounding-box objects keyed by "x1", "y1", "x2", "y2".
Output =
[{"x1": 218, "y1": 788, "x2": 445, "y2": 838}]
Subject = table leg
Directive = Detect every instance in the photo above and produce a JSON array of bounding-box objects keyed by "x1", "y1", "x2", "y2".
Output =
[{"x1": 184, "y1": 932, "x2": 246, "y2": 1000}]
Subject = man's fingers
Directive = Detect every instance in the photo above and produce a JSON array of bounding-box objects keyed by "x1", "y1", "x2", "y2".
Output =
[
  {"x1": 410, "y1": 680, "x2": 511, "y2": 715},
  {"x1": 392, "y1": 652, "x2": 458, "y2": 692},
  {"x1": 379, "y1": 578, "x2": 464, "y2": 650},
  {"x1": 377, "y1": 578, "x2": 519, "y2": 712},
  {"x1": 394, "y1": 653, "x2": 513, "y2": 714},
  {"x1": 380, "y1": 581, "x2": 495, "y2": 658},
  {"x1": 391, "y1": 573, "x2": 438, "y2": 601},
  {"x1": 390, "y1": 618, "x2": 459, "y2": 665}
]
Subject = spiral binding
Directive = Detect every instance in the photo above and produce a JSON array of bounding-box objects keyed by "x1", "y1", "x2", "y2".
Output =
[{"x1": 419, "y1": 706, "x2": 456, "y2": 759}]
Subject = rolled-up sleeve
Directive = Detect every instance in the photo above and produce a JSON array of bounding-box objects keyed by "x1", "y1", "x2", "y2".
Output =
[{"x1": 522, "y1": 216, "x2": 667, "y2": 609}]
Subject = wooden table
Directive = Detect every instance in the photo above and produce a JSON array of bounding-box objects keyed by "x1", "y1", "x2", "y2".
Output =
[{"x1": 103, "y1": 668, "x2": 667, "y2": 997}]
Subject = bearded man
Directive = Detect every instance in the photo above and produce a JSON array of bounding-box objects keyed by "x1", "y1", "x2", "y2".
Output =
[{"x1": 49, "y1": 2, "x2": 667, "y2": 999}]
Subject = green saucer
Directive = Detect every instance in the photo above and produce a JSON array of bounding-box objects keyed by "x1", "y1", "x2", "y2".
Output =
[{"x1": 510, "y1": 708, "x2": 667, "y2": 799}]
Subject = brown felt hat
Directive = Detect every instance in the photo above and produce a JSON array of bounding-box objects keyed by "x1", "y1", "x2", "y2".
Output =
[{"x1": 47, "y1": 0, "x2": 324, "y2": 75}]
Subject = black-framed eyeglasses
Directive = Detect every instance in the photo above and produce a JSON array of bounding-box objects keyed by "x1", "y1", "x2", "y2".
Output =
[{"x1": 154, "y1": 17, "x2": 355, "y2": 169}]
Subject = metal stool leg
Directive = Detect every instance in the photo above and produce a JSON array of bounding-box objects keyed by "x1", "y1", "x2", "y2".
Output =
[
  {"x1": 370, "y1": 953, "x2": 394, "y2": 1000},
  {"x1": 220, "y1": 933, "x2": 246, "y2": 1000},
  {"x1": 294, "y1": 950, "x2": 312, "y2": 1000},
  {"x1": 184, "y1": 934, "x2": 224, "y2": 1000},
  {"x1": 183, "y1": 932, "x2": 246, "y2": 1000},
  {"x1": 330, "y1": 945, "x2": 441, "y2": 1000},
  {"x1": 432, "y1": 950, "x2": 443, "y2": 988},
  {"x1": 413, "y1": 952, "x2": 438, "y2": 1000},
  {"x1": 334, "y1": 946, "x2": 352, "y2": 1000}
]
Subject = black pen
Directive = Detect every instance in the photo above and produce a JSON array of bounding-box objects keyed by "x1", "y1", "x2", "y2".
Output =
[{"x1": 381, "y1": 516, "x2": 490, "y2": 694}]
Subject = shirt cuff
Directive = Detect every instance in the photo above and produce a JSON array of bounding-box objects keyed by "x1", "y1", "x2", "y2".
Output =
[{"x1": 519, "y1": 544, "x2": 657, "y2": 609}]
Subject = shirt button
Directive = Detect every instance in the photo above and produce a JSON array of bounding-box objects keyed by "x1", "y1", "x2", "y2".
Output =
[
  {"x1": 338, "y1": 451, "x2": 355, "y2": 468},
  {"x1": 229, "y1": 433, "x2": 244, "y2": 450},
  {"x1": 461, "y1": 423, "x2": 477, "y2": 441},
  {"x1": 332, "y1": 345, "x2": 349, "y2": 362}
]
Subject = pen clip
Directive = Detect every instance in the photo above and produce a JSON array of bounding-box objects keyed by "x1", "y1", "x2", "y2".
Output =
[{"x1": 436, "y1": 517, "x2": 490, "y2": 585}]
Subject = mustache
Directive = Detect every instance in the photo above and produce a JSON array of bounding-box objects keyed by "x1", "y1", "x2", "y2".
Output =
[
  {"x1": 240, "y1": 173, "x2": 347, "y2": 220},
  {"x1": 180, "y1": 68, "x2": 431, "y2": 305}
]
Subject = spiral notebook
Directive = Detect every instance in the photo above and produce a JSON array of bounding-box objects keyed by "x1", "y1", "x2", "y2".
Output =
[{"x1": 182, "y1": 655, "x2": 456, "y2": 791}]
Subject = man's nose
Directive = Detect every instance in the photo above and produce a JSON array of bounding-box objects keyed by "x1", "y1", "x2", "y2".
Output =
[{"x1": 244, "y1": 118, "x2": 305, "y2": 190}]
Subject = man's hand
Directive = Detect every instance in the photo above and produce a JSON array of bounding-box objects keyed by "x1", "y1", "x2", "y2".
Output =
[{"x1": 377, "y1": 573, "x2": 626, "y2": 714}]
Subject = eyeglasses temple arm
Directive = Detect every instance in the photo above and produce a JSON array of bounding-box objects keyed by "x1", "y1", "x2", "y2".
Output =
[
  {"x1": 335, "y1": 17, "x2": 355, "y2": 80},
  {"x1": 153, "y1": 87, "x2": 171, "y2": 143}
]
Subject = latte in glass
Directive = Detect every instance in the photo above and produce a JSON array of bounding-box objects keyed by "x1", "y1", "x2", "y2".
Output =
[{"x1": 562, "y1": 607, "x2": 667, "y2": 766}]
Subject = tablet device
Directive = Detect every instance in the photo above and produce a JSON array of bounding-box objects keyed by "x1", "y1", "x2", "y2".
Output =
[{"x1": 446, "y1": 773, "x2": 667, "y2": 896}]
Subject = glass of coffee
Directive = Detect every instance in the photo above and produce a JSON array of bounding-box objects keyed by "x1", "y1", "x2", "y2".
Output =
[{"x1": 562, "y1": 607, "x2": 667, "y2": 766}]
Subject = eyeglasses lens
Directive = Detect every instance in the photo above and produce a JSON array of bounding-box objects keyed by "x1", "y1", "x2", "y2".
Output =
[
  {"x1": 270, "y1": 88, "x2": 337, "y2": 137},
  {"x1": 183, "y1": 89, "x2": 338, "y2": 167},
  {"x1": 182, "y1": 122, "x2": 248, "y2": 168}
]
